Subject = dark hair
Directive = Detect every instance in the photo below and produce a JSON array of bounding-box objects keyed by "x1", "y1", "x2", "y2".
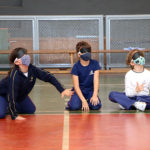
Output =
[
  {"x1": 126, "y1": 49, "x2": 144, "y2": 69},
  {"x1": 6, "y1": 47, "x2": 27, "y2": 78},
  {"x1": 9, "y1": 47, "x2": 27, "y2": 64},
  {"x1": 132, "y1": 52, "x2": 142, "y2": 60},
  {"x1": 76, "y1": 41, "x2": 91, "y2": 53}
]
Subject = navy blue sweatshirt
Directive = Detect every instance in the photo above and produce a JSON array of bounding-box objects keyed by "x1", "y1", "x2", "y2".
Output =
[{"x1": 0, "y1": 64, "x2": 65, "y2": 120}]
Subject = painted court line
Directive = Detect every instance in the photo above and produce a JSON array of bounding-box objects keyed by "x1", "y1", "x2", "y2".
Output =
[{"x1": 62, "y1": 111, "x2": 70, "y2": 150}]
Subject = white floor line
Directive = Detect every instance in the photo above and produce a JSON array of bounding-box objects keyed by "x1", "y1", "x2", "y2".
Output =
[{"x1": 62, "y1": 111, "x2": 70, "y2": 150}]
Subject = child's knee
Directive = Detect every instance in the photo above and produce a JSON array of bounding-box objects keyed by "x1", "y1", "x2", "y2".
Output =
[
  {"x1": 109, "y1": 91, "x2": 116, "y2": 100},
  {"x1": 20, "y1": 105, "x2": 36, "y2": 114},
  {"x1": 90, "y1": 103, "x2": 102, "y2": 110},
  {"x1": 27, "y1": 105, "x2": 36, "y2": 114},
  {"x1": 69, "y1": 103, "x2": 82, "y2": 110},
  {"x1": 68, "y1": 94, "x2": 82, "y2": 110}
]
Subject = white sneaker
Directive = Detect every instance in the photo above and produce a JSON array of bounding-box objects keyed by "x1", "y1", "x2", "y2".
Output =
[
  {"x1": 118, "y1": 104, "x2": 125, "y2": 110},
  {"x1": 133, "y1": 101, "x2": 146, "y2": 111}
]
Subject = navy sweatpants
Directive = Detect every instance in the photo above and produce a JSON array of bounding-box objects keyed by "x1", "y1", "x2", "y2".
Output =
[
  {"x1": 67, "y1": 91, "x2": 101, "y2": 110},
  {"x1": 0, "y1": 96, "x2": 36, "y2": 118},
  {"x1": 109, "y1": 91, "x2": 150, "y2": 110}
]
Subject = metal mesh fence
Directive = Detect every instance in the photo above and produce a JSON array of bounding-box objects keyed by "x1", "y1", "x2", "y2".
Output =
[
  {"x1": 106, "y1": 16, "x2": 150, "y2": 68},
  {"x1": 0, "y1": 19, "x2": 33, "y2": 67},
  {"x1": 37, "y1": 19, "x2": 102, "y2": 67},
  {"x1": 0, "y1": 16, "x2": 103, "y2": 68}
]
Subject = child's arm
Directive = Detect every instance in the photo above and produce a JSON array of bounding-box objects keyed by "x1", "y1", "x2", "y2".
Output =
[
  {"x1": 125, "y1": 74, "x2": 136, "y2": 97},
  {"x1": 90, "y1": 70, "x2": 100, "y2": 106},
  {"x1": 72, "y1": 75, "x2": 89, "y2": 111},
  {"x1": 31, "y1": 65, "x2": 73, "y2": 98}
]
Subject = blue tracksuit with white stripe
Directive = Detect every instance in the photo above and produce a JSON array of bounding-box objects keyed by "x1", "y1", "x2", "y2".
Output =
[
  {"x1": 0, "y1": 64, "x2": 65, "y2": 120},
  {"x1": 67, "y1": 59, "x2": 102, "y2": 110}
]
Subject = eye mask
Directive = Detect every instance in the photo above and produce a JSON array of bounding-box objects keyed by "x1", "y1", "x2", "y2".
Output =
[{"x1": 133, "y1": 56, "x2": 145, "y2": 65}]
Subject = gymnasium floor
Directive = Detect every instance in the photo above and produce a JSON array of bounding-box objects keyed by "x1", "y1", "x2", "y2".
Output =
[{"x1": 0, "y1": 74, "x2": 150, "y2": 150}]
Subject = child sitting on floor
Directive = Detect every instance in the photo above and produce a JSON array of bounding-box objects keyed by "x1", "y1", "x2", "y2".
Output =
[
  {"x1": 66, "y1": 41, "x2": 102, "y2": 111},
  {"x1": 109, "y1": 49, "x2": 150, "y2": 111}
]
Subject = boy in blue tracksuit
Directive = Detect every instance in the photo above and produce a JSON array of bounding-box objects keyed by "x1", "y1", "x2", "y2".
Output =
[
  {"x1": 66, "y1": 41, "x2": 102, "y2": 111},
  {"x1": 0, "y1": 47, "x2": 73, "y2": 120}
]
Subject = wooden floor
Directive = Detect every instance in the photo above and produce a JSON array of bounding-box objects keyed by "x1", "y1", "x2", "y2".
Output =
[
  {"x1": 0, "y1": 74, "x2": 150, "y2": 150},
  {"x1": 1, "y1": 113, "x2": 150, "y2": 150},
  {"x1": 69, "y1": 113, "x2": 150, "y2": 150}
]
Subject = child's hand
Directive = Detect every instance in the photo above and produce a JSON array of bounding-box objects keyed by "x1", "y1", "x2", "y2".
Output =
[
  {"x1": 15, "y1": 115, "x2": 26, "y2": 121},
  {"x1": 14, "y1": 58, "x2": 22, "y2": 65},
  {"x1": 90, "y1": 96, "x2": 99, "y2": 106},
  {"x1": 136, "y1": 82, "x2": 144, "y2": 93},
  {"x1": 82, "y1": 100, "x2": 89, "y2": 112},
  {"x1": 61, "y1": 89, "x2": 74, "y2": 99}
]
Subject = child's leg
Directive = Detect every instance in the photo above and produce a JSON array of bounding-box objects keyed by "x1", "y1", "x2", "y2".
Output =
[
  {"x1": 67, "y1": 93, "x2": 82, "y2": 110},
  {"x1": 16, "y1": 96, "x2": 36, "y2": 114},
  {"x1": 109, "y1": 91, "x2": 136, "y2": 110},
  {"x1": 87, "y1": 91, "x2": 102, "y2": 110},
  {"x1": 0, "y1": 96, "x2": 8, "y2": 118}
]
